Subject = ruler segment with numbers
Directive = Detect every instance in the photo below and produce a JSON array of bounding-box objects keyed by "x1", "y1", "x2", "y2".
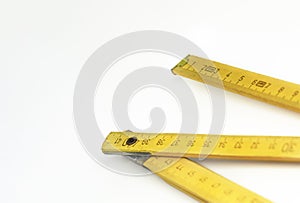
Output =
[
  {"x1": 171, "y1": 55, "x2": 300, "y2": 112},
  {"x1": 102, "y1": 132, "x2": 300, "y2": 162},
  {"x1": 102, "y1": 55, "x2": 300, "y2": 203},
  {"x1": 142, "y1": 157, "x2": 271, "y2": 203},
  {"x1": 102, "y1": 132, "x2": 275, "y2": 202}
]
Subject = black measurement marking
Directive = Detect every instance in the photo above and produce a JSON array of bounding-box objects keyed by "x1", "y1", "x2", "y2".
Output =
[
  {"x1": 269, "y1": 143, "x2": 277, "y2": 150},
  {"x1": 234, "y1": 141, "x2": 243, "y2": 149},
  {"x1": 226, "y1": 72, "x2": 232, "y2": 77},
  {"x1": 188, "y1": 171, "x2": 196, "y2": 177},
  {"x1": 164, "y1": 159, "x2": 173, "y2": 165},
  {"x1": 156, "y1": 139, "x2": 164, "y2": 145},
  {"x1": 277, "y1": 87, "x2": 285, "y2": 95},
  {"x1": 218, "y1": 141, "x2": 227, "y2": 148},
  {"x1": 256, "y1": 80, "x2": 267, "y2": 87},
  {"x1": 265, "y1": 83, "x2": 271, "y2": 88},
  {"x1": 171, "y1": 140, "x2": 180, "y2": 146},
  {"x1": 250, "y1": 142, "x2": 259, "y2": 149},
  {"x1": 211, "y1": 183, "x2": 221, "y2": 188},
  {"x1": 203, "y1": 140, "x2": 212, "y2": 148},
  {"x1": 251, "y1": 79, "x2": 258, "y2": 85},
  {"x1": 176, "y1": 164, "x2": 184, "y2": 171},
  {"x1": 186, "y1": 140, "x2": 195, "y2": 147},
  {"x1": 202, "y1": 65, "x2": 219, "y2": 74},
  {"x1": 114, "y1": 136, "x2": 122, "y2": 144},
  {"x1": 292, "y1": 90, "x2": 299, "y2": 98},
  {"x1": 199, "y1": 177, "x2": 208, "y2": 183},
  {"x1": 253, "y1": 80, "x2": 272, "y2": 88},
  {"x1": 281, "y1": 142, "x2": 296, "y2": 153},
  {"x1": 141, "y1": 139, "x2": 150, "y2": 145},
  {"x1": 236, "y1": 75, "x2": 245, "y2": 84}
]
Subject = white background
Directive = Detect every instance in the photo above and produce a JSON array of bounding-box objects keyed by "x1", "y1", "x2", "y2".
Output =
[{"x1": 1, "y1": 0, "x2": 300, "y2": 202}]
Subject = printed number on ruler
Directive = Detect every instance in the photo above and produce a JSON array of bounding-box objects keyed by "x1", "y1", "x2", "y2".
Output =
[
  {"x1": 172, "y1": 55, "x2": 300, "y2": 112},
  {"x1": 102, "y1": 132, "x2": 300, "y2": 162}
]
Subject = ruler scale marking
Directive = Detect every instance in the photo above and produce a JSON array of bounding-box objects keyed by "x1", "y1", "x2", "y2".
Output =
[
  {"x1": 103, "y1": 132, "x2": 300, "y2": 162},
  {"x1": 171, "y1": 55, "x2": 300, "y2": 112},
  {"x1": 142, "y1": 157, "x2": 271, "y2": 203},
  {"x1": 101, "y1": 56, "x2": 300, "y2": 202}
]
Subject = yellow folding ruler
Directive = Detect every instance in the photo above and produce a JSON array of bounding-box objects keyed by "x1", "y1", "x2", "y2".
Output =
[
  {"x1": 102, "y1": 55, "x2": 300, "y2": 203},
  {"x1": 172, "y1": 55, "x2": 300, "y2": 113}
]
